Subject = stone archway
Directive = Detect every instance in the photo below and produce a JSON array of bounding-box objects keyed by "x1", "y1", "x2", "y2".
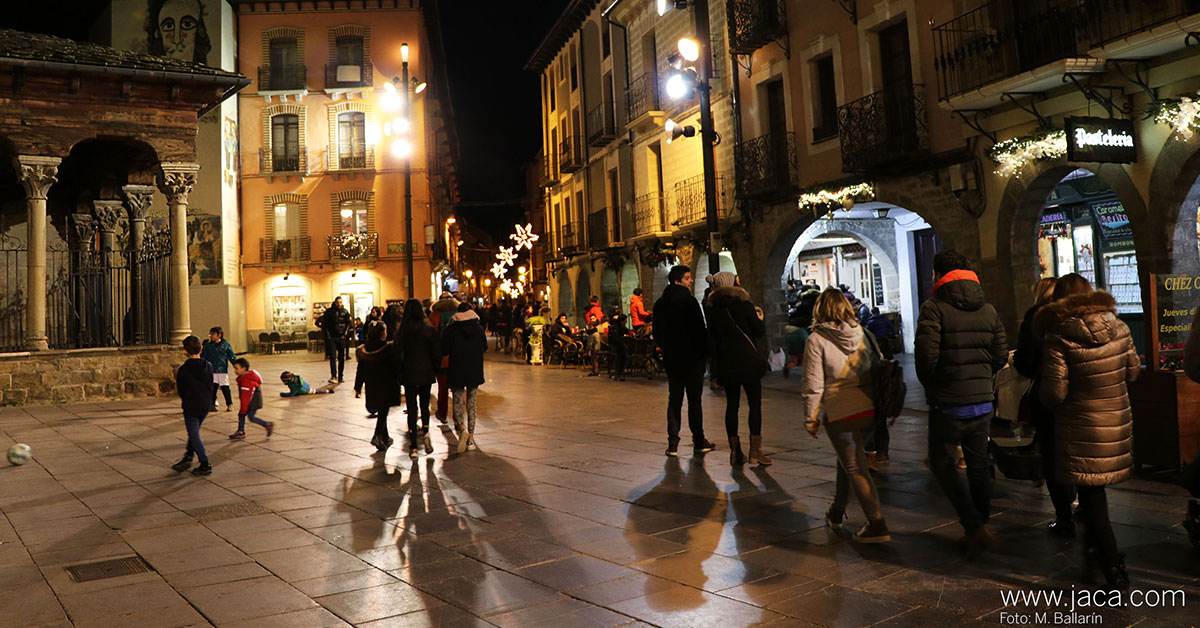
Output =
[
  {"x1": 555, "y1": 270, "x2": 572, "y2": 320},
  {"x1": 618, "y1": 263, "x2": 639, "y2": 308},
  {"x1": 573, "y1": 266, "x2": 592, "y2": 326},
  {"x1": 601, "y1": 266, "x2": 620, "y2": 311},
  {"x1": 1147, "y1": 134, "x2": 1200, "y2": 277},
  {"x1": 783, "y1": 225, "x2": 900, "y2": 311}
]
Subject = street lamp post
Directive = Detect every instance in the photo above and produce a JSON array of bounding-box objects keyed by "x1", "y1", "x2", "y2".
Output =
[
  {"x1": 691, "y1": 1, "x2": 721, "y2": 275},
  {"x1": 401, "y1": 43, "x2": 415, "y2": 298}
]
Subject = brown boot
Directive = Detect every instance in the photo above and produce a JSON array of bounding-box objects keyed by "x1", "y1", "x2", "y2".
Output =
[
  {"x1": 728, "y1": 436, "x2": 745, "y2": 465},
  {"x1": 748, "y1": 435, "x2": 772, "y2": 466}
]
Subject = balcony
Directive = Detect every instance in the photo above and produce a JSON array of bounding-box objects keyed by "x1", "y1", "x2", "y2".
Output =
[
  {"x1": 259, "y1": 148, "x2": 308, "y2": 175},
  {"x1": 588, "y1": 209, "x2": 610, "y2": 250},
  {"x1": 258, "y1": 65, "x2": 306, "y2": 92},
  {"x1": 1084, "y1": 0, "x2": 1200, "y2": 51},
  {"x1": 327, "y1": 232, "x2": 378, "y2": 261},
  {"x1": 625, "y1": 74, "x2": 662, "y2": 128},
  {"x1": 540, "y1": 150, "x2": 560, "y2": 187},
  {"x1": 260, "y1": 236, "x2": 310, "y2": 263},
  {"x1": 559, "y1": 139, "x2": 584, "y2": 174},
  {"x1": 325, "y1": 62, "x2": 373, "y2": 89},
  {"x1": 672, "y1": 174, "x2": 729, "y2": 228},
  {"x1": 734, "y1": 131, "x2": 798, "y2": 200},
  {"x1": 838, "y1": 83, "x2": 930, "y2": 175},
  {"x1": 329, "y1": 146, "x2": 375, "y2": 172},
  {"x1": 632, "y1": 192, "x2": 668, "y2": 237},
  {"x1": 586, "y1": 102, "x2": 618, "y2": 147},
  {"x1": 727, "y1": 0, "x2": 787, "y2": 55},
  {"x1": 560, "y1": 222, "x2": 579, "y2": 256}
]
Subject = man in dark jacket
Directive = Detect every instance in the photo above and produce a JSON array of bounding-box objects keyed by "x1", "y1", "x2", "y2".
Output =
[
  {"x1": 915, "y1": 250, "x2": 1008, "y2": 557},
  {"x1": 653, "y1": 265, "x2": 716, "y2": 457},
  {"x1": 318, "y1": 297, "x2": 352, "y2": 382}
]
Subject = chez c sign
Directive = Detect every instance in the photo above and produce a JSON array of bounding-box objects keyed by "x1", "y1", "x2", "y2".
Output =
[{"x1": 1066, "y1": 116, "x2": 1137, "y2": 164}]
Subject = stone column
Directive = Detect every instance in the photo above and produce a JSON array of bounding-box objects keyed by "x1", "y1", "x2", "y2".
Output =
[
  {"x1": 122, "y1": 185, "x2": 156, "y2": 344},
  {"x1": 157, "y1": 163, "x2": 199, "y2": 343},
  {"x1": 15, "y1": 156, "x2": 61, "y2": 351},
  {"x1": 93, "y1": 200, "x2": 125, "y2": 345}
]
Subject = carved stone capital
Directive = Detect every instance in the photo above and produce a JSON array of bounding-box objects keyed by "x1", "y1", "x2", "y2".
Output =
[
  {"x1": 122, "y1": 184, "x2": 157, "y2": 222},
  {"x1": 14, "y1": 155, "x2": 62, "y2": 200},
  {"x1": 92, "y1": 200, "x2": 125, "y2": 233},
  {"x1": 156, "y1": 162, "x2": 200, "y2": 206},
  {"x1": 72, "y1": 214, "x2": 95, "y2": 250}
]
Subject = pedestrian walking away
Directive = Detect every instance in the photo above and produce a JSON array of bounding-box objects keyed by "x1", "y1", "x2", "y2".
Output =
[
  {"x1": 1037, "y1": 273, "x2": 1139, "y2": 589},
  {"x1": 430, "y1": 291, "x2": 460, "y2": 423},
  {"x1": 653, "y1": 265, "x2": 716, "y2": 457},
  {"x1": 706, "y1": 271, "x2": 771, "y2": 466},
  {"x1": 201, "y1": 326, "x2": 236, "y2": 412},
  {"x1": 801, "y1": 288, "x2": 890, "y2": 543},
  {"x1": 355, "y1": 320, "x2": 404, "y2": 451},
  {"x1": 318, "y1": 296, "x2": 353, "y2": 382},
  {"x1": 915, "y1": 250, "x2": 1008, "y2": 558},
  {"x1": 443, "y1": 302, "x2": 488, "y2": 452},
  {"x1": 173, "y1": 335, "x2": 214, "y2": 476},
  {"x1": 229, "y1": 358, "x2": 274, "y2": 440},
  {"x1": 398, "y1": 298, "x2": 440, "y2": 456}
]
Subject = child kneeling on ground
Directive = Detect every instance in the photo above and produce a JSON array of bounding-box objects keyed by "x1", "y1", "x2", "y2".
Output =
[
  {"x1": 230, "y1": 358, "x2": 275, "y2": 440},
  {"x1": 279, "y1": 371, "x2": 335, "y2": 397}
]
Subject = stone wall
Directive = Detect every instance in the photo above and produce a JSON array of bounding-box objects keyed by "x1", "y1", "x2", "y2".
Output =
[{"x1": 0, "y1": 346, "x2": 179, "y2": 406}]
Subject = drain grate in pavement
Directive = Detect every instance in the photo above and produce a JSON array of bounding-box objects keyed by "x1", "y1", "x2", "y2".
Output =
[
  {"x1": 65, "y1": 556, "x2": 150, "y2": 583},
  {"x1": 186, "y1": 501, "x2": 270, "y2": 522}
]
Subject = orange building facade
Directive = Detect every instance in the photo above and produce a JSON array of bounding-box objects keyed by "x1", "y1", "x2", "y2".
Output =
[{"x1": 234, "y1": 0, "x2": 458, "y2": 337}]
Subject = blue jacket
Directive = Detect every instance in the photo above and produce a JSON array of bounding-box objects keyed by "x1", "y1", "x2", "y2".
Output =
[{"x1": 200, "y1": 339, "x2": 236, "y2": 374}]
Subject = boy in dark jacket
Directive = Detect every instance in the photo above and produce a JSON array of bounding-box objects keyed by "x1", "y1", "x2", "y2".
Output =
[
  {"x1": 608, "y1": 306, "x2": 628, "y2": 381},
  {"x1": 173, "y1": 335, "x2": 214, "y2": 476},
  {"x1": 229, "y1": 358, "x2": 273, "y2": 440},
  {"x1": 653, "y1": 265, "x2": 716, "y2": 457},
  {"x1": 915, "y1": 250, "x2": 1008, "y2": 557}
]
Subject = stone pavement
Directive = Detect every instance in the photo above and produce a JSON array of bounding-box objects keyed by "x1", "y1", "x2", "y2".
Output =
[{"x1": 0, "y1": 347, "x2": 1196, "y2": 628}]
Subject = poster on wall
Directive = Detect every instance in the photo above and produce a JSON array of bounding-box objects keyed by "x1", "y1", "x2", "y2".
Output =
[
  {"x1": 1092, "y1": 201, "x2": 1133, "y2": 242},
  {"x1": 186, "y1": 214, "x2": 222, "y2": 285},
  {"x1": 223, "y1": 116, "x2": 238, "y2": 187},
  {"x1": 1149, "y1": 274, "x2": 1200, "y2": 371}
]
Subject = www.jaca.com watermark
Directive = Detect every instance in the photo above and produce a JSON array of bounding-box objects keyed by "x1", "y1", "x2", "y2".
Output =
[{"x1": 998, "y1": 587, "x2": 1187, "y2": 625}]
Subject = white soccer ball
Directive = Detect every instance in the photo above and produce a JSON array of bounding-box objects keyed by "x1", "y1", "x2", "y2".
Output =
[{"x1": 7, "y1": 444, "x2": 32, "y2": 466}]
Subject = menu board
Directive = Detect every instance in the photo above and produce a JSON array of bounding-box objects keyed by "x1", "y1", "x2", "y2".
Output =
[{"x1": 1148, "y1": 274, "x2": 1200, "y2": 371}]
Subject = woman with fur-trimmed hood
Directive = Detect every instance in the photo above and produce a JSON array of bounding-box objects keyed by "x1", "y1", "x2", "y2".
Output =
[
  {"x1": 1037, "y1": 273, "x2": 1139, "y2": 590},
  {"x1": 706, "y1": 272, "x2": 770, "y2": 466}
]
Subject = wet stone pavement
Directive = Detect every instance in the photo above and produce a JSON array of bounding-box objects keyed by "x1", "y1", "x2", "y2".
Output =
[{"x1": 0, "y1": 347, "x2": 1197, "y2": 628}]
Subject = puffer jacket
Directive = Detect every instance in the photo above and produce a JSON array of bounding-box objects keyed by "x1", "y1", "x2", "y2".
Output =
[
  {"x1": 629, "y1": 294, "x2": 651, "y2": 327},
  {"x1": 915, "y1": 269, "x2": 1008, "y2": 407},
  {"x1": 707, "y1": 286, "x2": 766, "y2": 385},
  {"x1": 800, "y1": 322, "x2": 876, "y2": 425},
  {"x1": 1037, "y1": 291, "x2": 1140, "y2": 486}
]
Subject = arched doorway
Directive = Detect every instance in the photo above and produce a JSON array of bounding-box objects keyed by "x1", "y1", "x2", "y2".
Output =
[
  {"x1": 555, "y1": 271, "x2": 572, "y2": 320},
  {"x1": 693, "y1": 251, "x2": 738, "y2": 299},
  {"x1": 601, "y1": 266, "x2": 620, "y2": 312},
  {"x1": 573, "y1": 267, "x2": 591, "y2": 326},
  {"x1": 619, "y1": 264, "x2": 639, "y2": 309}
]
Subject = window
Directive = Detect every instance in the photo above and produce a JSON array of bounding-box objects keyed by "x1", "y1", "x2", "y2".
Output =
[
  {"x1": 337, "y1": 111, "x2": 366, "y2": 167},
  {"x1": 812, "y1": 55, "x2": 838, "y2": 142},
  {"x1": 602, "y1": 21, "x2": 611, "y2": 58},
  {"x1": 549, "y1": 74, "x2": 556, "y2": 111},
  {"x1": 273, "y1": 202, "x2": 301, "y2": 260},
  {"x1": 335, "y1": 35, "x2": 364, "y2": 83},
  {"x1": 268, "y1": 37, "x2": 300, "y2": 90},
  {"x1": 339, "y1": 199, "x2": 368, "y2": 236},
  {"x1": 569, "y1": 46, "x2": 578, "y2": 91},
  {"x1": 271, "y1": 114, "x2": 300, "y2": 171}
]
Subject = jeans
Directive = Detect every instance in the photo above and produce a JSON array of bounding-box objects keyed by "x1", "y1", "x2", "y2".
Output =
[
  {"x1": 375, "y1": 406, "x2": 391, "y2": 443},
  {"x1": 237, "y1": 408, "x2": 269, "y2": 432},
  {"x1": 1036, "y1": 414, "x2": 1077, "y2": 521},
  {"x1": 436, "y1": 373, "x2": 449, "y2": 419},
  {"x1": 328, "y1": 337, "x2": 347, "y2": 379},
  {"x1": 928, "y1": 410, "x2": 992, "y2": 534},
  {"x1": 723, "y1": 379, "x2": 763, "y2": 437},
  {"x1": 211, "y1": 383, "x2": 232, "y2": 407},
  {"x1": 184, "y1": 414, "x2": 208, "y2": 463},
  {"x1": 1077, "y1": 485, "x2": 1120, "y2": 565},
  {"x1": 865, "y1": 414, "x2": 890, "y2": 455},
  {"x1": 452, "y1": 386, "x2": 478, "y2": 433},
  {"x1": 667, "y1": 364, "x2": 706, "y2": 447},
  {"x1": 827, "y1": 416, "x2": 883, "y2": 521},
  {"x1": 406, "y1": 383, "x2": 432, "y2": 432},
  {"x1": 611, "y1": 338, "x2": 627, "y2": 378}
]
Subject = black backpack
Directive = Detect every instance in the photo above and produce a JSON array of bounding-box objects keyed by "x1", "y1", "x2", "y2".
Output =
[{"x1": 863, "y1": 330, "x2": 906, "y2": 419}]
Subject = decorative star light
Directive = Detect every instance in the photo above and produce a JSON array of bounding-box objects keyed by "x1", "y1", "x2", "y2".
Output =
[
  {"x1": 510, "y1": 223, "x2": 540, "y2": 250},
  {"x1": 988, "y1": 129, "x2": 1066, "y2": 178},
  {"x1": 1155, "y1": 95, "x2": 1200, "y2": 140},
  {"x1": 496, "y1": 246, "x2": 517, "y2": 267},
  {"x1": 491, "y1": 262, "x2": 508, "y2": 278},
  {"x1": 499, "y1": 278, "x2": 514, "y2": 294}
]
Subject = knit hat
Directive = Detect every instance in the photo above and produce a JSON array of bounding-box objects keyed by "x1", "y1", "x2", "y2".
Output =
[{"x1": 706, "y1": 271, "x2": 736, "y2": 289}]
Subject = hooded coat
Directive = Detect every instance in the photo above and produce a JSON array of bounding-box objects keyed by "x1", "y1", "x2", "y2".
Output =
[
  {"x1": 1036, "y1": 291, "x2": 1139, "y2": 486},
  {"x1": 914, "y1": 270, "x2": 1008, "y2": 407},
  {"x1": 442, "y1": 311, "x2": 488, "y2": 388},
  {"x1": 800, "y1": 322, "x2": 876, "y2": 425},
  {"x1": 706, "y1": 286, "x2": 766, "y2": 385},
  {"x1": 653, "y1": 283, "x2": 708, "y2": 376},
  {"x1": 354, "y1": 337, "x2": 403, "y2": 409}
]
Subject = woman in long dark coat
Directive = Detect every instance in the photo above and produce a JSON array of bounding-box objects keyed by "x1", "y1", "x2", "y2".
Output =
[
  {"x1": 354, "y1": 320, "x2": 403, "y2": 451},
  {"x1": 397, "y1": 299, "x2": 440, "y2": 457},
  {"x1": 443, "y1": 302, "x2": 488, "y2": 452},
  {"x1": 705, "y1": 271, "x2": 769, "y2": 466}
]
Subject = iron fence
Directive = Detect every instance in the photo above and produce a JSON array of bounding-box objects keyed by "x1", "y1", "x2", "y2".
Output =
[
  {"x1": 0, "y1": 234, "x2": 25, "y2": 352},
  {"x1": 327, "y1": 232, "x2": 378, "y2": 260},
  {"x1": 633, "y1": 192, "x2": 667, "y2": 236},
  {"x1": 626, "y1": 74, "x2": 660, "y2": 123},
  {"x1": 588, "y1": 209, "x2": 609, "y2": 250},
  {"x1": 260, "y1": 236, "x2": 311, "y2": 263},
  {"x1": 559, "y1": 138, "x2": 584, "y2": 173},
  {"x1": 587, "y1": 102, "x2": 618, "y2": 146},
  {"x1": 1083, "y1": 0, "x2": 1200, "y2": 47},
  {"x1": 330, "y1": 146, "x2": 375, "y2": 171},
  {"x1": 838, "y1": 83, "x2": 930, "y2": 174},
  {"x1": 259, "y1": 148, "x2": 308, "y2": 174},
  {"x1": 673, "y1": 174, "x2": 729, "y2": 228},
  {"x1": 561, "y1": 222, "x2": 579, "y2": 254},
  {"x1": 727, "y1": 0, "x2": 788, "y2": 54},
  {"x1": 734, "y1": 131, "x2": 798, "y2": 199},
  {"x1": 325, "y1": 61, "x2": 373, "y2": 89},
  {"x1": 258, "y1": 64, "x2": 306, "y2": 91}
]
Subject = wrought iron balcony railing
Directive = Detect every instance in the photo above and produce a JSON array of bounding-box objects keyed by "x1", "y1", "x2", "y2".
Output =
[
  {"x1": 838, "y1": 83, "x2": 930, "y2": 174},
  {"x1": 329, "y1": 146, "x2": 375, "y2": 171},
  {"x1": 727, "y1": 0, "x2": 788, "y2": 55},
  {"x1": 587, "y1": 102, "x2": 618, "y2": 147},
  {"x1": 734, "y1": 131, "x2": 798, "y2": 199},
  {"x1": 588, "y1": 209, "x2": 609, "y2": 250},
  {"x1": 260, "y1": 236, "x2": 310, "y2": 263},
  {"x1": 559, "y1": 139, "x2": 584, "y2": 174},
  {"x1": 632, "y1": 192, "x2": 667, "y2": 237},
  {"x1": 325, "y1": 61, "x2": 373, "y2": 89},
  {"x1": 672, "y1": 174, "x2": 729, "y2": 228},
  {"x1": 327, "y1": 232, "x2": 378, "y2": 260},
  {"x1": 259, "y1": 148, "x2": 308, "y2": 174},
  {"x1": 1083, "y1": 0, "x2": 1200, "y2": 48},
  {"x1": 258, "y1": 65, "x2": 306, "y2": 91},
  {"x1": 541, "y1": 150, "x2": 560, "y2": 187},
  {"x1": 625, "y1": 74, "x2": 660, "y2": 124},
  {"x1": 560, "y1": 222, "x2": 579, "y2": 255}
]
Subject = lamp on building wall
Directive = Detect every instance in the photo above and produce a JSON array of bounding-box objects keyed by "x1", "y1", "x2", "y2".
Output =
[
  {"x1": 664, "y1": 118, "x2": 695, "y2": 144},
  {"x1": 873, "y1": 206, "x2": 891, "y2": 219}
]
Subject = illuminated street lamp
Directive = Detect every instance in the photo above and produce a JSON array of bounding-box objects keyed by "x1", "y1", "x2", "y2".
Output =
[{"x1": 387, "y1": 42, "x2": 428, "y2": 297}]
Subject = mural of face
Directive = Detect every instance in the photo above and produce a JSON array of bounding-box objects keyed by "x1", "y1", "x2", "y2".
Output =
[{"x1": 157, "y1": 0, "x2": 202, "y2": 61}]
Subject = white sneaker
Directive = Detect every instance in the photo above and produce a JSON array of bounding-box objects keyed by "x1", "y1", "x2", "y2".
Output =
[{"x1": 467, "y1": 438, "x2": 477, "y2": 451}]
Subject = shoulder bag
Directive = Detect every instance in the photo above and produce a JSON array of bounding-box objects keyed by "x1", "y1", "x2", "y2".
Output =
[{"x1": 863, "y1": 329, "x2": 906, "y2": 419}]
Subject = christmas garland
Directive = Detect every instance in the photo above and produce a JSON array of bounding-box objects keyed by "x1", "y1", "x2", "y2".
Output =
[
  {"x1": 1147, "y1": 95, "x2": 1200, "y2": 140},
  {"x1": 796, "y1": 181, "x2": 876, "y2": 212},
  {"x1": 988, "y1": 127, "x2": 1066, "y2": 179}
]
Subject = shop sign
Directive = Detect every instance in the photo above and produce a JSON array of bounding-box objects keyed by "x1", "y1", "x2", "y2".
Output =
[
  {"x1": 1149, "y1": 274, "x2": 1200, "y2": 371},
  {"x1": 387, "y1": 242, "x2": 419, "y2": 254},
  {"x1": 1040, "y1": 211, "x2": 1068, "y2": 224},
  {"x1": 1066, "y1": 116, "x2": 1136, "y2": 163},
  {"x1": 1092, "y1": 201, "x2": 1133, "y2": 240}
]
